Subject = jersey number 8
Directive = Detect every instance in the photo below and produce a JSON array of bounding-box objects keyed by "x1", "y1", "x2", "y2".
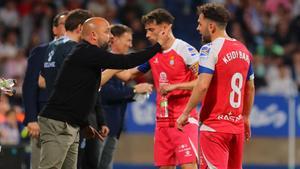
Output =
[{"x1": 230, "y1": 72, "x2": 243, "y2": 108}]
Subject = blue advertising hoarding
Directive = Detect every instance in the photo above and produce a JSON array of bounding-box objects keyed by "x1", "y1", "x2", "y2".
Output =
[
  {"x1": 125, "y1": 93, "x2": 299, "y2": 137},
  {"x1": 250, "y1": 95, "x2": 289, "y2": 137},
  {"x1": 125, "y1": 93, "x2": 156, "y2": 133},
  {"x1": 296, "y1": 96, "x2": 300, "y2": 137}
]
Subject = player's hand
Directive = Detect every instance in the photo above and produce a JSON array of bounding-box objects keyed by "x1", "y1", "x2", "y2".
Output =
[
  {"x1": 82, "y1": 125, "x2": 104, "y2": 141},
  {"x1": 134, "y1": 83, "x2": 153, "y2": 94},
  {"x1": 27, "y1": 122, "x2": 40, "y2": 138},
  {"x1": 100, "y1": 125, "x2": 110, "y2": 137},
  {"x1": 160, "y1": 84, "x2": 177, "y2": 95},
  {"x1": 244, "y1": 117, "x2": 251, "y2": 142},
  {"x1": 176, "y1": 113, "x2": 189, "y2": 131}
]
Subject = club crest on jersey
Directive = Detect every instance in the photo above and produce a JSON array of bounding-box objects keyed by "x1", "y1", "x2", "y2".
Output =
[
  {"x1": 153, "y1": 57, "x2": 159, "y2": 64},
  {"x1": 170, "y1": 56, "x2": 174, "y2": 65}
]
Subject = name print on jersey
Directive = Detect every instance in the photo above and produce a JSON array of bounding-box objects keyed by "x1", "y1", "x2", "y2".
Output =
[{"x1": 222, "y1": 50, "x2": 250, "y2": 64}]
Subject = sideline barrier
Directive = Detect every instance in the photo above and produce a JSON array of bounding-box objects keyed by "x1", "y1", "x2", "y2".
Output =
[{"x1": 125, "y1": 93, "x2": 299, "y2": 137}]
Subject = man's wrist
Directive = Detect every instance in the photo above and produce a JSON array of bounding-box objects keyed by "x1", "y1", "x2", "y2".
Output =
[
  {"x1": 182, "y1": 109, "x2": 190, "y2": 116},
  {"x1": 173, "y1": 84, "x2": 179, "y2": 90},
  {"x1": 243, "y1": 115, "x2": 250, "y2": 119}
]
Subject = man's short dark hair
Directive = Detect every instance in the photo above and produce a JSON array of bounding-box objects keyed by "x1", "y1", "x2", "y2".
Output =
[
  {"x1": 141, "y1": 8, "x2": 174, "y2": 25},
  {"x1": 65, "y1": 9, "x2": 93, "y2": 31},
  {"x1": 197, "y1": 3, "x2": 230, "y2": 28},
  {"x1": 111, "y1": 24, "x2": 132, "y2": 37},
  {"x1": 52, "y1": 11, "x2": 68, "y2": 27}
]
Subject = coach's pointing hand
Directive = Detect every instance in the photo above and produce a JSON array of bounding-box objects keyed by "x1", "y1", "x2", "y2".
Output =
[{"x1": 82, "y1": 125, "x2": 104, "y2": 141}]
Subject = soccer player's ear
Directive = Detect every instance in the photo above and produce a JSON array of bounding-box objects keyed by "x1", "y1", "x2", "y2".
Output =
[
  {"x1": 76, "y1": 24, "x2": 83, "y2": 34},
  {"x1": 165, "y1": 24, "x2": 172, "y2": 34},
  {"x1": 208, "y1": 23, "x2": 213, "y2": 33}
]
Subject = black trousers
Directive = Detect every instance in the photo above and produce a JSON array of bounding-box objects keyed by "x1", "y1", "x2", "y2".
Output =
[{"x1": 78, "y1": 136, "x2": 102, "y2": 169}]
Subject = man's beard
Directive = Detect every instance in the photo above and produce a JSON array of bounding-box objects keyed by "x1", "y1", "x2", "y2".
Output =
[
  {"x1": 201, "y1": 34, "x2": 211, "y2": 44},
  {"x1": 99, "y1": 42, "x2": 109, "y2": 50}
]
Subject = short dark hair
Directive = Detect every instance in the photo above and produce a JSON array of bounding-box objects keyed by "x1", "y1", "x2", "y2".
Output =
[
  {"x1": 197, "y1": 3, "x2": 230, "y2": 28},
  {"x1": 111, "y1": 24, "x2": 132, "y2": 37},
  {"x1": 65, "y1": 9, "x2": 93, "y2": 31},
  {"x1": 141, "y1": 8, "x2": 174, "y2": 25},
  {"x1": 52, "y1": 11, "x2": 68, "y2": 27}
]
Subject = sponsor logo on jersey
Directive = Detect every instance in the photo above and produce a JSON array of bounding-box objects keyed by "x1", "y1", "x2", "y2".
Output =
[
  {"x1": 178, "y1": 144, "x2": 193, "y2": 157},
  {"x1": 159, "y1": 72, "x2": 168, "y2": 84},
  {"x1": 44, "y1": 62, "x2": 56, "y2": 68},
  {"x1": 217, "y1": 112, "x2": 242, "y2": 123}
]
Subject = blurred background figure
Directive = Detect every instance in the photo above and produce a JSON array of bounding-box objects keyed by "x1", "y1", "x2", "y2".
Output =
[
  {"x1": 22, "y1": 10, "x2": 68, "y2": 169},
  {"x1": 99, "y1": 24, "x2": 153, "y2": 169}
]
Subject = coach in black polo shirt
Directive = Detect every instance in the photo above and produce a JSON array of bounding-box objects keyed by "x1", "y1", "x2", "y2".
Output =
[{"x1": 37, "y1": 17, "x2": 169, "y2": 169}]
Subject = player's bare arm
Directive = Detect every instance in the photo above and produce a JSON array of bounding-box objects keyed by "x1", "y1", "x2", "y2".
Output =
[
  {"x1": 115, "y1": 67, "x2": 144, "y2": 82},
  {"x1": 100, "y1": 69, "x2": 122, "y2": 86},
  {"x1": 133, "y1": 83, "x2": 153, "y2": 94},
  {"x1": 160, "y1": 63, "x2": 198, "y2": 94},
  {"x1": 160, "y1": 79, "x2": 197, "y2": 95},
  {"x1": 177, "y1": 73, "x2": 213, "y2": 130},
  {"x1": 242, "y1": 79, "x2": 255, "y2": 141}
]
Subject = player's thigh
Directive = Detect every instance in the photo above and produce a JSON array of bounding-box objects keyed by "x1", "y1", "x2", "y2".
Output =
[
  {"x1": 181, "y1": 162, "x2": 198, "y2": 169},
  {"x1": 228, "y1": 133, "x2": 244, "y2": 169},
  {"x1": 183, "y1": 120, "x2": 199, "y2": 151},
  {"x1": 154, "y1": 127, "x2": 176, "y2": 167},
  {"x1": 172, "y1": 123, "x2": 198, "y2": 165},
  {"x1": 199, "y1": 131, "x2": 230, "y2": 169},
  {"x1": 159, "y1": 166, "x2": 176, "y2": 169}
]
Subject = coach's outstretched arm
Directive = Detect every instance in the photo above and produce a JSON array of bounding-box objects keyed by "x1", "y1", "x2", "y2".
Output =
[
  {"x1": 80, "y1": 17, "x2": 170, "y2": 69},
  {"x1": 100, "y1": 69, "x2": 121, "y2": 86}
]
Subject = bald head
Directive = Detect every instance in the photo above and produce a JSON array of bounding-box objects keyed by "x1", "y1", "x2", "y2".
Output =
[
  {"x1": 82, "y1": 17, "x2": 109, "y2": 35},
  {"x1": 81, "y1": 17, "x2": 111, "y2": 48}
]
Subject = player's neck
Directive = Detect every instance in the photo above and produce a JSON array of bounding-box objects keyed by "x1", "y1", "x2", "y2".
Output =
[
  {"x1": 111, "y1": 48, "x2": 126, "y2": 55},
  {"x1": 161, "y1": 33, "x2": 176, "y2": 50},
  {"x1": 211, "y1": 30, "x2": 229, "y2": 42},
  {"x1": 66, "y1": 31, "x2": 80, "y2": 42}
]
